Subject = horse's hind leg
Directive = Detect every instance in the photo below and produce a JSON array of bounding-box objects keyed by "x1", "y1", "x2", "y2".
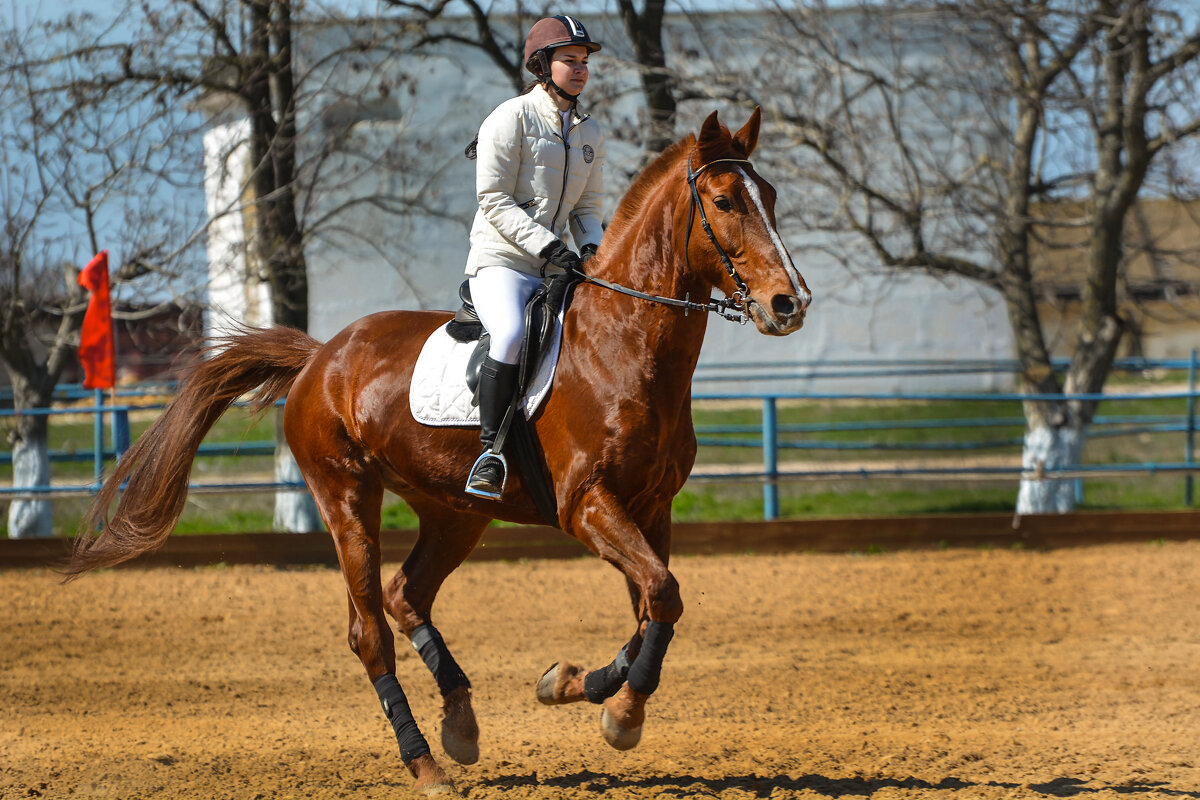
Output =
[
  {"x1": 301, "y1": 461, "x2": 455, "y2": 794},
  {"x1": 383, "y1": 501, "x2": 491, "y2": 766}
]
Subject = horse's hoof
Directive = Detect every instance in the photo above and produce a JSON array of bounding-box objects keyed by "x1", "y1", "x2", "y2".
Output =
[
  {"x1": 441, "y1": 686, "x2": 480, "y2": 765},
  {"x1": 535, "y1": 663, "x2": 563, "y2": 704},
  {"x1": 407, "y1": 753, "x2": 458, "y2": 795},
  {"x1": 600, "y1": 686, "x2": 647, "y2": 751},
  {"x1": 536, "y1": 661, "x2": 586, "y2": 705},
  {"x1": 600, "y1": 705, "x2": 642, "y2": 750}
]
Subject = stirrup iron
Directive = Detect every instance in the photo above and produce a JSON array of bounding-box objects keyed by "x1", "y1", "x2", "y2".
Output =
[{"x1": 465, "y1": 451, "x2": 508, "y2": 499}]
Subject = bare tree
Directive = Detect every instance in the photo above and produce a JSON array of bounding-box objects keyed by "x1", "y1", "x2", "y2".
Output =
[
  {"x1": 616, "y1": 0, "x2": 676, "y2": 159},
  {"x1": 0, "y1": 10, "x2": 204, "y2": 536},
  {"x1": 379, "y1": 0, "x2": 680, "y2": 161},
  {"x1": 380, "y1": 0, "x2": 539, "y2": 94},
  {"x1": 2, "y1": 1, "x2": 390, "y2": 534},
  {"x1": 752, "y1": 0, "x2": 1200, "y2": 513},
  {"x1": 107, "y1": 0, "x2": 481, "y2": 329},
  {"x1": 87, "y1": 0, "x2": 312, "y2": 331}
]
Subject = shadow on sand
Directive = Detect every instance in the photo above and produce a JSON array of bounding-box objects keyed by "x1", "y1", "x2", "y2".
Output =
[{"x1": 475, "y1": 770, "x2": 1200, "y2": 797}]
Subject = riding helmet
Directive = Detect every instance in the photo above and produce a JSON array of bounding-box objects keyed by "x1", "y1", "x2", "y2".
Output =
[{"x1": 523, "y1": 15, "x2": 602, "y2": 77}]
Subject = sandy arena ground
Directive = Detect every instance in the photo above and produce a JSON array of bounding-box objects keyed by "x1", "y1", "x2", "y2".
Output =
[{"x1": 3, "y1": 540, "x2": 1200, "y2": 799}]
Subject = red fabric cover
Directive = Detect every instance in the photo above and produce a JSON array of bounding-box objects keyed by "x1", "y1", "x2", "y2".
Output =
[{"x1": 77, "y1": 250, "x2": 115, "y2": 390}]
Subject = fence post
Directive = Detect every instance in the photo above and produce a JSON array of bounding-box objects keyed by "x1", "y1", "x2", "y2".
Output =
[
  {"x1": 112, "y1": 405, "x2": 131, "y2": 462},
  {"x1": 1187, "y1": 348, "x2": 1196, "y2": 507},
  {"x1": 92, "y1": 389, "x2": 104, "y2": 487},
  {"x1": 762, "y1": 397, "x2": 779, "y2": 521}
]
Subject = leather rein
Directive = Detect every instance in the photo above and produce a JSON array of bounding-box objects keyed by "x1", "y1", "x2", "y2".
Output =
[{"x1": 576, "y1": 157, "x2": 754, "y2": 324}]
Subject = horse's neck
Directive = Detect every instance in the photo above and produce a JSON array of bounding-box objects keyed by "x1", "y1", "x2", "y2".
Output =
[{"x1": 570, "y1": 187, "x2": 711, "y2": 402}]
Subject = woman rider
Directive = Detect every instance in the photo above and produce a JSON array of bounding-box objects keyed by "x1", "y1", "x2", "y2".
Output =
[{"x1": 464, "y1": 15, "x2": 606, "y2": 499}]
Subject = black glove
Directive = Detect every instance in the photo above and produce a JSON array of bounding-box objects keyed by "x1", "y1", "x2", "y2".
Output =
[
  {"x1": 539, "y1": 240, "x2": 581, "y2": 273},
  {"x1": 579, "y1": 243, "x2": 599, "y2": 268}
]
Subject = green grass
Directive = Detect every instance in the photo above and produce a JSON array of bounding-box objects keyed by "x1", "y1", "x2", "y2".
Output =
[
  {"x1": 174, "y1": 506, "x2": 274, "y2": 534},
  {"x1": 670, "y1": 473, "x2": 1190, "y2": 524},
  {"x1": 670, "y1": 482, "x2": 1018, "y2": 522},
  {"x1": 382, "y1": 500, "x2": 420, "y2": 530}
]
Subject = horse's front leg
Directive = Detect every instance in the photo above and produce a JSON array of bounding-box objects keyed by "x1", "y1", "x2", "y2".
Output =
[{"x1": 538, "y1": 494, "x2": 680, "y2": 750}]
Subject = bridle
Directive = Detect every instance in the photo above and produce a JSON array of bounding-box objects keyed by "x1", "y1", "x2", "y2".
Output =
[
  {"x1": 576, "y1": 156, "x2": 755, "y2": 324},
  {"x1": 685, "y1": 156, "x2": 754, "y2": 309}
]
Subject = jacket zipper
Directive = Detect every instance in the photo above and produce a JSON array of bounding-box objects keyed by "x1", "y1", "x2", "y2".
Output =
[
  {"x1": 548, "y1": 113, "x2": 589, "y2": 235},
  {"x1": 549, "y1": 130, "x2": 571, "y2": 234},
  {"x1": 541, "y1": 112, "x2": 589, "y2": 275}
]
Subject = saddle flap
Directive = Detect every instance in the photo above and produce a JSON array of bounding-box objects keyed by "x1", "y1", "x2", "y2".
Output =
[
  {"x1": 465, "y1": 334, "x2": 490, "y2": 399},
  {"x1": 518, "y1": 284, "x2": 554, "y2": 391}
]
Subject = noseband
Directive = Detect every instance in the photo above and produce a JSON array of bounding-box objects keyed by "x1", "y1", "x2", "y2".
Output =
[{"x1": 576, "y1": 156, "x2": 755, "y2": 324}]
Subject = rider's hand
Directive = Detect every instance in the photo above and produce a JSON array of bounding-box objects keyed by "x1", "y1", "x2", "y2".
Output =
[
  {"x1": 579, "y1": 243, "x2": 598, "y2": 269},
  {"x1": 540, "y1": 240, "x2": 581, "y2": 273}
]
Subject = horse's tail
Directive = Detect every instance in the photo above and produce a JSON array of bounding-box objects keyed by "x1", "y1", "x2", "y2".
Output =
[{"x1": 64, "y1": 325, "x2": 323, "y2": 582}]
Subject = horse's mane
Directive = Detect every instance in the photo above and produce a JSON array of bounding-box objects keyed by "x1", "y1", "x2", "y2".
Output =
[
  {"x1": 604, "y1": 134, "x2": 696, "y2": 238},
  {"x1": 604, "y1": 116, "x2": 748, "y2": 244}
]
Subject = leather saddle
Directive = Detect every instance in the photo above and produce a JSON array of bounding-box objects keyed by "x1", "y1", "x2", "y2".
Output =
[{"x1": 446, "y1": 272, "x2": 580, "y2": 402}]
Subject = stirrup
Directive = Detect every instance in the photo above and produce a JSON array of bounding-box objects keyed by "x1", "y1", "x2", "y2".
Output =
[{"x1": 465, "y1": 451, "x2": 508, "y2": 499}]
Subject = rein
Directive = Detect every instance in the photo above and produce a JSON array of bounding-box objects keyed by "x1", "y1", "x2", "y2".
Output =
[
  {"x1": 578, "y1": 272, "x2": 748, "y2": 323},
  {"x1": 576, "y1": 156, "x2": 754, "y2": 325}
]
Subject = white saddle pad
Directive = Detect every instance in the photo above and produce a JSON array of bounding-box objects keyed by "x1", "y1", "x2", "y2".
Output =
[{"x1": 409, "y1": 315, "x2": 563, "y2": 427}]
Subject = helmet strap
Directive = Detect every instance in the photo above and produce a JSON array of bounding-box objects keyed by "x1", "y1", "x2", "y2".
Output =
[{"x1": 545, "y1": 78, "x2": 580, "y2": 105}]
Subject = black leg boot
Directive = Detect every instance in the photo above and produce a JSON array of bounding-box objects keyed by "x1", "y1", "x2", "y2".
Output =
[{"x1": 465, "y1": 357, "x2": 519, "y2": 499}]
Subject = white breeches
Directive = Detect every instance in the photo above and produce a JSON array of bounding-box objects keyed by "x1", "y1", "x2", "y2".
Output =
[{"x1": 469, "y1": 267, "x2": 543, "y2": 365}]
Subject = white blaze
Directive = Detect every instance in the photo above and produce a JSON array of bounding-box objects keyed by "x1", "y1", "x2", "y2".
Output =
[{"x1": 736, "y1": 166, "x2": 810, "y2": 306}]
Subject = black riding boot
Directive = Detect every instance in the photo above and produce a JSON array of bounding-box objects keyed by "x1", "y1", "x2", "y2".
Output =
[{"x1": 465, "y1": 356, "x2": 519, "y2": 499}]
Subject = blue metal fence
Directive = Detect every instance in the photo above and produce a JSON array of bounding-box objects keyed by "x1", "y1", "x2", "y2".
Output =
[
  {"x1": 0, "y1": 388, "x2": 298, "y2": 500},
  {"x1": 2, "y1": 354, "x2": 1197, "y2": 519},
  {"x1": 686, "y1": 353, "x2": 1199, "y2": 518}
]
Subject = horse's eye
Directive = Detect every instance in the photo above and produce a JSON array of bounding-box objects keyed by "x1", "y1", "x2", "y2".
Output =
[{"x1": 713, "y1": 196, "x2": 733, "y2": 211}]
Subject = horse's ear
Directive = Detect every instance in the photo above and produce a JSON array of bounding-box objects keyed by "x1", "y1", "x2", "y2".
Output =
[
  {"x1": 698, "y1": 110, "x2": 723, "y2": 144},
  {"x1": 732, "y1": 107, "x2": 762, "y2": 158},
  {"x1": 696, "y1": 110, "x2": 730, "y2": 166}
]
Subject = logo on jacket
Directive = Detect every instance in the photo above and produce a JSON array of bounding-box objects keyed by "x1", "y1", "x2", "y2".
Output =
[{"x1": 582, "y1": 144, "x2": 595, "y2": 164}]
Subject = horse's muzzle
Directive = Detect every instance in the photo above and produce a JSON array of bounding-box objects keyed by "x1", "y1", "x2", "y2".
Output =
[{"x1": 751, "y1": 292, "x2": 809, "y2": 335}]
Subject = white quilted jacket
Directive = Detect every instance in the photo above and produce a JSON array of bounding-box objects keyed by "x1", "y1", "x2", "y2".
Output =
[{"x1": 465, "y1": 84, "x2": 606, "y2": 278}]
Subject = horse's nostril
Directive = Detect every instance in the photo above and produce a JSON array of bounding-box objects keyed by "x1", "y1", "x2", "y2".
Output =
[{"x1": 771, "y1": 294, "x2": 801, "y2": 317}]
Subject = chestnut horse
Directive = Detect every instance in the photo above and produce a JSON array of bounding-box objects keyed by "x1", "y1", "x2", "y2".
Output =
[{"x1": 67, "y1": 108, "x2": 810, "y2": 795}]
